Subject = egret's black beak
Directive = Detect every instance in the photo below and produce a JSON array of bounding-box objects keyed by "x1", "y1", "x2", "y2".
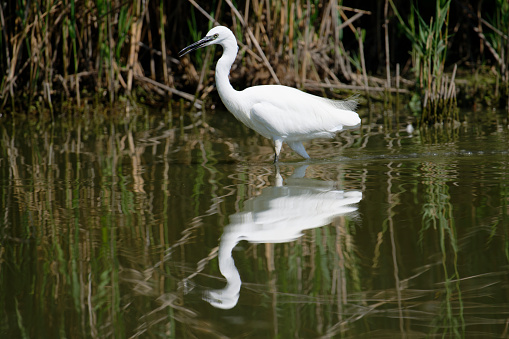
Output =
[{"x1": 178, "y1": 35, "x2": 215, "y2": 57}]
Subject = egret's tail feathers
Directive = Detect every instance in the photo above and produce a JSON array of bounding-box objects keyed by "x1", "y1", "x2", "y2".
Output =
[
  {"x1": 343, "y1": 94, "x2": 360, "y2": 111},
  {"x1": 321, "y1": 94, "x2": 359, "y2": 112}
]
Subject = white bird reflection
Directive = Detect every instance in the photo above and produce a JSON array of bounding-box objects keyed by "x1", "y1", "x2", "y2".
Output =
[{"x1": 204, "y1": 166, "x2": 362, "y2": 309}]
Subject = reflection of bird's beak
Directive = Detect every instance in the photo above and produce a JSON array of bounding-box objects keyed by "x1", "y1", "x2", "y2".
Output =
[{"x1": 178, "y1": 35, "x2": 215, "y2": 57}]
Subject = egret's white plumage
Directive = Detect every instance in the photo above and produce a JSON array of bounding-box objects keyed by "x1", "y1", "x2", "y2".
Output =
[{"x1": 179, "y1": 26, "x2": 361, "y2": 162}]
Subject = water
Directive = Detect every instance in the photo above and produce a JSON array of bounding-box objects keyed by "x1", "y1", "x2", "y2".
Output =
[{"x1": 1, "y1": 108, "x2": 509, "y2": 338}]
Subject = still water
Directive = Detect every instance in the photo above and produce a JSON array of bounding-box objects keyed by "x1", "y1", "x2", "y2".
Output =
[{"x1": 1, "y1": 106, "x2": 509, "y2": 338}]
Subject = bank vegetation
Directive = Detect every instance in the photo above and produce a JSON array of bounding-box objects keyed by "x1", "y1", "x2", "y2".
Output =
[{"x1": 0, "y1": 0, "x2": 508, "y2": 123}]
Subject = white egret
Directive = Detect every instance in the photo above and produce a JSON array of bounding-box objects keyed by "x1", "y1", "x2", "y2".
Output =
[{"x1": 179, "y1": 26, "x2": 361, "y2": 162}]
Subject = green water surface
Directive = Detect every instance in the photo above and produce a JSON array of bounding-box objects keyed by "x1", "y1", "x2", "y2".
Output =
[{"x1": 1, "y1": 107, "x2": 508, "y2": 338}]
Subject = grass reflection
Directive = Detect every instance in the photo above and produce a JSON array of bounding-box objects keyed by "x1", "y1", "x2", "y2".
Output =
[
  {"x1": 363, "y1": 147, "x2": 509, "y2": 337},
  {"x1": 420, "y1": 161, "x2": 465, "y2": 337},
  {"x1": 0, "y1": 109, "x2": 508, "y2": 337},
  {"x1": 0, "y1": 110, "x2": 223, "y2": 337}
]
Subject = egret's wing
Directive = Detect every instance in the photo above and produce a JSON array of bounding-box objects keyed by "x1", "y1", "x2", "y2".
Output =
[
  {"x1": 250, "y1": 102, "x2": 292, "y2": 138},
  {"x1": 251, "y1": 101, "x2": 330, "y2": 139},
  {"x1": 249, "y1": 88, "x2": 359, "y2": 140}
]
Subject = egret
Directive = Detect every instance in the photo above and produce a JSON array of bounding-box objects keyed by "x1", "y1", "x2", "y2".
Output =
[{"x1": 179, "y1": 26, "x2": 361, "y2": 162}]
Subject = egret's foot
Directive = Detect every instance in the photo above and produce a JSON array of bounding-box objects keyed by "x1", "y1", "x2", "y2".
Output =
[{"x1": 273, "y1": 153, "x2": 279, "y2": 164}]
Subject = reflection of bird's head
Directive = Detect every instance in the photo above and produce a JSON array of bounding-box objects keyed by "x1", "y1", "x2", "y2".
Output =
[{"x1": 203, "y1": 288, "x2": 239, "y2": 310}]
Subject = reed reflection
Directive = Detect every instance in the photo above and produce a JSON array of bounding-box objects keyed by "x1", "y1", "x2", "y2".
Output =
[{"x1": 204, "y1": 165, "x2": 362, "y2": 309}]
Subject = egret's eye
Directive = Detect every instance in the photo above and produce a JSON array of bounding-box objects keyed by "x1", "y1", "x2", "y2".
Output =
[{"x1": 213, "y1": 33, "x2": 219, "y2": 39}]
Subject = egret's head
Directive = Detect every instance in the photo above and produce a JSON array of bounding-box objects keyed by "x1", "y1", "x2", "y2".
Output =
[{"x1": 178, "y1": 26, "x2": 235, "y2": 57}]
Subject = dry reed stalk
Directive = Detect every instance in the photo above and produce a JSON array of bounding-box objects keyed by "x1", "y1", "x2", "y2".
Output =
[
  {"x1": 255, "y1": 22, "x2": 271, "y2": 56},
  {"x1": 278, "y1": 0, "x2": 287, "y2": 60},
  {"x1": 112, "y1": 60, "x2": 127, "y2": 89},
  {"x1": 357, "y1": 28, "x2": 369, "y2": 95},
  {"x1": 321, "y1": 63, "x2": 342, "y2": 84},
  {"x1": 6, "y1": 39, "x2": 23, "y2": 98},
  {"x1": 304, "y1": 80, "x2": 409, "y2": 93},
  {"x1": 127, "y1": 0, "x2": 142, "y2": 93},
  {"x1": 196, "y1": 47, "x2": 212, "y2": 95},
  {"x1": 265, "y1": 0, "x2": 271, "y2": 31},
  {"x1": 300, "y1": 0, "x2": 311, "y2": 89},
  {"x1": 338, "y1": 11, "x2": 365, "y2": 32},
  {"x1": 289, "y1": 2, "x2": 294, "y2": 51},
  {"x1": 44, "y1": 81, "x2": 53, "y2": 113},
  {"x1": 76, "y1": 74, "x2": 81, "y2": 107},
  {"x1": 135, "y1": 74, "x2": 202, "y2": 108},
  {"x1": 384, "y1": 0, "x2": 391, "y2": 88},
  {"x1": 396, "y1": 63, "x2": 400, "y2": 108},
  {"x1": 328, "y1": 0, "x2": 339, "y2": 72},
  {"x1": 86, "y1": 3, "x2": 92, "y2": 65},
  {"x1": 319, "y1": 1, "x2": 332, "y2": 45},
  {"x1": 144, "y1": 9, "x2": 156, "y2": 81},
  {"x1": 243, "y1": 0, "x2": 249, "y2": 24},
  {"x1": 447, "y1": 64, "x2": 457, "y2": 99},
  {"x1": 252, "y1": 1, "x2": 260, "y2": 41},
  {"x1": 0, "y1": 4, "x2": 10, "y2": 70},
  {"x1": 107, "y1": 4, "x2": 115, "y2": 103},
  {"x1": 338, "y1": 6, "x2": 371, "y2": 33},
  {"x1": 63, "y1": 13, "x2": 69, "y2": 79},
  {"x1": 335, "y1": 42, "x2": 351, "y2": 82},
  {"x1": 159, "y1": 3, "x2": 169, "y2": 85}
]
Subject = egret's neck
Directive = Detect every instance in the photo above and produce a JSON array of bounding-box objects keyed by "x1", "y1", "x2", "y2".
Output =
[
  {"x1": 218, "y1": 232, "x2": 241, "y2": 285},
  {"x1": 215, "y1": 44, "x2": 239, "y2": 107}
]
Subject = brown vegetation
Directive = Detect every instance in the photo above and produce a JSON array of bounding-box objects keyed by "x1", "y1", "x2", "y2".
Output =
[{"x1": 0, "y1": 0, "x2": 507, "y2": 121}]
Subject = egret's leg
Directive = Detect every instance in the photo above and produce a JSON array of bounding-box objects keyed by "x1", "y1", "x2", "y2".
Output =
[
  {"x1": 273, "y1": 139, "x2": 283, "y2": 163},
  {"x1": 287, "y1": 141, "x2": 310, "y2": 160},
  {"x1": 274, "y1": 165, "x2": 283, "y2": 186}
]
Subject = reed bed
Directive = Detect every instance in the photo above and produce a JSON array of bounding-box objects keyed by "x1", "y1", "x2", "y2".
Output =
[
  {"x1": 0, "y1": 0, "x2": 508, "y2": 120},
  {"x1": 389, "y1": 0, "x2": 457, "y2": 124}
]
